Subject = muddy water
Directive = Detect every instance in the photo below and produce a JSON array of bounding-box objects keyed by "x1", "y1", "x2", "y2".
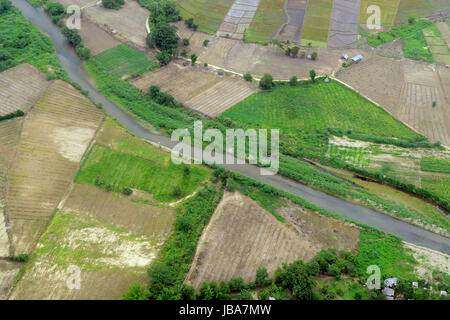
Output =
[{"x1": 11, "y1": 0, "x2": 450, "y2": 253}]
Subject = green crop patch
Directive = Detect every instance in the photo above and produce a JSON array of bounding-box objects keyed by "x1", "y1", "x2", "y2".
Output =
[
  {"x1": 245, "y1": 0, "x2": 285, "y2": 44},
  {"x1": 422, "y1": 175, "x2": 450, "y2": 201},
  {"x1": 92, "y1": 44, "x2": 158, "y2": 79},
  {"x1": 176, "y1": 0, "x2": 235, "y2": 34},
  {"x1": 327, "y1": 145, "x2": 371, "y2": 168},
  {"x1": 301, "y1": 0, "x2": 333, "y2": 44},
  {"x1": 421, "y1": 157, "x2": 450, "y2": 174},
  {"x1": 75, "y1": 144, "x2": 210, "y2": 202}
]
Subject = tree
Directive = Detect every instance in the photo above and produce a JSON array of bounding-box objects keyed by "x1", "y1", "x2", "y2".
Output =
[
  {"x1": 291, "y1": 46, "x2": 299, "y2": 58},
  {"x1": 190, "y1": 53, "x2": 198, "y2": 66},
  {"x1": 277, "y1": 260, "x2": 314, "y2": 300},
  {"x1": 156, "y1": 51, "x2": 172, "y2": 66},
  {"x1": 305, "y1": 260, "x2": 320, "y2": 276},
  {"x1": 311, "y1": 51, "x2": 318, "y2": 60},
  {"x1": 259, "y1": 73, "x2": 274, "y2": 90},
  {"x1": 309, "y1": 69, "x2": 316, "y2": 82},
  {"x1": 172, "y1": 185, "x2": 182, "y2": 197},
  {"x1": 255, "y1": 267, "x2": 269, "y2": 287},
  {"x1": 183, "y1": 165, "x2": 191, "y2": 176},
  {"x1": 75, "y1": 44, "x2": 91, "y2": 60},
  {"x1": 289, "y1": 76, "x2": 298, "y2": 86},
  {"x1": 61, "y1": 26, "x2": 81, "y2": 47},
  {"x1": 121, "y1": 284, "x2": 150, "y2": 300},
  {"x1": 185, "y1": 17, "x2": 194, "y2": 28},
  {"x1": 147, "y1": 22, "x2": 179, "y2": 53},
  {"x1": 203, "y1": 39, "x2": 209, "y2": 47},
  {"x1": 102, "y1": 0, "x2": 124, "y2": 10},
  {"x1": 0, "y1": 0, "x2": 11, "y2": 14},
  {"x1": 182, "y1": 38, "x2": 189, "y2": 46},
  {"x1": 229, "y1": 277, "x2": 245, "y2": 292},
  {"x1": 408, "y1": 16, "x2": 415, "y2": 24},
  {"x1": 179, "y1": 284, "x2": 196, "y2": 300}
]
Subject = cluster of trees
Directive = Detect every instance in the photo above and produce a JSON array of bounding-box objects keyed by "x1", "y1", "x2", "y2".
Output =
[
  {"x1": 102, "y1": 0, "x2": 125, "y2": 10},
  {"x1": 0, "y1": 110, "x2": 25, "y2": 122},
  {"x1": 185, "y1": 17, "x2": 198, "y2": 31},
  {"x1": 0, "y1": 0, "x2": 11, "y2": 14},
  {"x1": 45, "y1": 1, "x2": 65, "y2": 23},
  {"x1": 258, "y1": 69, "x2": 317, "y2": 90},
  {"x1": 148, "y1": 85, "x2": 180, "y2": 108}
]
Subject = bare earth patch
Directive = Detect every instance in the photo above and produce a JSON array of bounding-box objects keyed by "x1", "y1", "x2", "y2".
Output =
[
  {"x1": 77, "y1": 18, "x2": 121, "y2": 56},
  {"x1": 404, "y1": 242, "x2": 449, "y2": 280},
  {"x1": 0, "y1": 64, "x2": 50, "y2": 115},
  {"x1": 0, "y1": 260, "x2": 21, "y2": 300},
  {"x1": 186, "y1": 191, "x2": 359, "y2": 289}
]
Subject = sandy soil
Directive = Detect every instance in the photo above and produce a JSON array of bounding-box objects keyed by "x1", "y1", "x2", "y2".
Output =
[
  {"x1": 0, "y1": 64, "x2": 50, "y2": 115},
  {"x1": 186, "y1": 191, "x2": 359, "y2": 289}
]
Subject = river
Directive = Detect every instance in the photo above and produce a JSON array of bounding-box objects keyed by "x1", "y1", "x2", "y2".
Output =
[{"x1": 10, "y1": 0, "x2": 450, "y2": 254}]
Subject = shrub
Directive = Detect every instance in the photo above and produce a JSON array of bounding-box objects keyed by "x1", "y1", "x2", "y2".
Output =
[
  {"x1": 172, "y1": 186, "x2": 182, "y2": 197},
  {"x1": 121, "y1": 284, "x2": 150, "y2": 300},
  {"x1": 0, "y1": 0, "x2": 11, "y2": 14},
  {"x1": 289, "y1": 76, "x2": 298, "y2": 87},
  {"x1": 259, "y1": 73, "x2": 274, "y2": 90},
  {"x1": 102, "y1": 0, "x2": 124, "y2": 10},
  {"x1": 122, "y1": 186, "x2": 133, "y2": 195},
  {"x1": 203, "y1": 39, "x2": 209, "y2": 47},
  {"x1": 240, "y1": 289, "x2": 253, "y2": 300},
  {"x1": 309, "y1": 69, "x2": 316, "y2": 82},
  {"x1": 190, "y1": 53, "x2": 198, "y2": 66},
  {"x1": 61, "y1": 26, "x2": 81, "y2": 47},
  {"x1": 155, "y1": 51, "x2": 171, "y2": 66},
  {"x1": 311, "y1": 52, "x2": 318, "y2": 60},
  {"x1": 0, "y1": 110, "x2": 25, "y2": 122},
  {"x1": 408, "y1": 16, "x2": 415, "y2": 24},
  {"x1": 8, "y1": 253, "x2": 29, "y2": 262},
  {"x1": 255, "y1": 267, "x2": 269, "y2": 287},
  {"x1": 305, "y1": 260, "x2": 320, "y2": 276},
  {"x1": 182, "y1": 38, "x2": 189, "y2": 46},
  {"x1": 243, "y1": 73, "x2": 252, "y2": 81},
  {"x1": 229, "y1": 277, "x2": 245, "y2": 292},
  {"x1": 180, "y1": 49, "x2": 187, "y2": 57}
]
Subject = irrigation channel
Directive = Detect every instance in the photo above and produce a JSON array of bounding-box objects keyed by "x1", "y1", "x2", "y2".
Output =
[{"x1": 11, "y1": 0, "x2": 450, "y2": 254}]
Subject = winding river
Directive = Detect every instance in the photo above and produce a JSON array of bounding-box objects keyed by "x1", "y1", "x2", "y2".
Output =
[{"x1": 11, "y1": 0, "x2": 450, "y2": 254}]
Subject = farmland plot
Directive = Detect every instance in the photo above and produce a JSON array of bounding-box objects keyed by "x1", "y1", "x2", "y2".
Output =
[
  {"x1": 359, "y1": 0, "x2": 400, "y2": 27},
  {"x1": 301, "y1": 0, "x2": 334, "y2": 46},
  {"x1": 131, "y1": 63, "x2": 257, "y2": 117},
  {"x1": 0, "y1": 260, "x2": 21, "y2": 300},
  {"x1": 6, "y1": 80, "x2": 104, "y2": 254},
  {"x1": 395, "y1": 0, "x2": 450, "y2": 24},
  {"x1": 217, "y1": 0, "x2": 261, "y2": 40},
  {"x1": 83, "y1": 1, "x2": 149, "y2": 48},
  {"x1": 77, "y1": 18, "x2": 120, "y2": 56},
  {"x1": 276, "y1": 0, "x2": 308, "y2": 43},
  {"x1": 327, "y1": 0, "x2": 360, "y2": 48},
  {"x1": 0, "y1": 64, "x2": 50, "y2": 116},
  {"x1": 186, "y1": 191, "x2": 359, "y2": 289},
  {"x1": 243, "y1": 0, "x2": 284, "y2": 43}
]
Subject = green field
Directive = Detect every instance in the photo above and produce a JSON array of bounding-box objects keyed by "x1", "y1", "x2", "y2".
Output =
[
  {"x1": 220, "y1": 80, "x2": 421, "y2": 157},
  {"x1": 423, "y1": 24, "x2": 450, "y2": 65},
  {"x1": 422, "y1": 175, "x2": 450, "y2": 200},
  {"x1": 75, "y1": 119, "x2": 210, "y2": 202},
  {"x1": 245, "y1": 0, "x2": 285, "y2": 44},
  {"x1": 327, "y1": 145, "x2": 370, "y2": 168},
  {"x1": 301, "y1": 0, "x2": 333, "y2": 45},
  {"x1": 421, "y1": 157, "x2": 450, "y2": 174},
  {"x1": 176, "y1": 0, "x2": 234, "y2": 34},
  {"x1": 359, "y1": 0, "x2": 401, "y2": 27},
  {"x1": 368, "y1": 20, "x2": 434, "y2": 62},
  {"x1": 92, "y1": 44, "x2": 158, "y2": 79}
]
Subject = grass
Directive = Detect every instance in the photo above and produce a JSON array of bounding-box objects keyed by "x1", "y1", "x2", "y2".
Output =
[
  {"x1": 176, "y1": 0, "x2": 235, "y2": 34},
  {"x1": 327, "y1": 145, "x2": 370, "y2": 168},
  {"x1": 422, "y1": 176, "x2": 450, "y2": 200},
  {"x1": 75, "y1": 118, "x2": 211, "y2": 202},
  {"x1": 25, "y1": 0, "x2": 43, "y2": 7},
  {"x1": 421, "y1": 157, "x2": 450, "y2": 174},
  {"x1": 395, "y1": 0, "x2": 449, "y2": 24},
  {"x1": 367, "y1": 20, "x2": 434, "y2": 62},
  {"x1": 245, "y1": 0, "x2": 285, "y2": 44},
  {"x1": 423, "y1": 23, "x2": 450, "y2": 65},
  {"x1": 357, "y1": 230, "x2": 417, "y2": 280},
  {"x1": 0, "y1": 7, "x2": 67, "y2": 78},
  {"x1": 359, "y1": 0, "x2": 401, "y2": 27},
  {"x1": 92, "y1": 44, "x2": 159, "y2": 79},
  {"x1": 220, "y1": 80, "x2": 421, "y2": 158},
  {"x1": 301, "y1": 0, "x2": 333, "y2": 44}
]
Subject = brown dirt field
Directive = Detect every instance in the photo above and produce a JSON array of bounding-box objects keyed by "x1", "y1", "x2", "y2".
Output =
[
  {"x1": 84, "y1": 1, "x2": 149, "y2": 48},
  {"x1": 198, "y1": 36, "x2": 364, "y2": 79},
  {"x1": 0, "y1": 64, "x2": 50, "y2": 116},
  {"x1": 186, "y1": 191, "x2": 359, "y2": 289},
  {"x1": 6, "y1": 80, "x2": 104, "y2": 254},
  {"x1": 131, "y1": 62, "x2": 257, "y2": 117},
  {"x1": 0, "y1": 118, "x2": 22, "y2": 257},
  {"x1": 77, "y1": 18, "x2": 120, "y2": 56},
  {"x1": 336, "y1": 56, "x2": 450, "y2": 147},
  {"x1": 174, "y1": 20, "x2": 213, "y2": 56},
  {"x1": 63, "y1": 184, "x2": 175, "y2": 239},
  {"x1": 0, "y1": 260, "x2": 21, "y2": 300}
]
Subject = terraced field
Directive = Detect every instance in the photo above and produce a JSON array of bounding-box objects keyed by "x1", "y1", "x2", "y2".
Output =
[
  {"x1": 301, "y1": 0, "x2": 334, "y2": 46},
  {"x1": 359, "y1": 0, "x2": 401, "y2": 27},
  {"x1": 131, "y1": 63, "x2": 257, "y2": 117},
  {"x1": 186, "y1": 191, "x2": 359, "y2": 289},
  {"x1": 244, "y1": 0, "x2": 284, "y2": 43},
  {"x1": 177, "y1": 0, "x2": 235, "y2": 34},
  {"x1": 0, "y1": 64, "x2": 50, "y2": 116},
  {"x1": 0, "y1": 118, "x2": 22, "y2": 257},
  {"x1": 6, "y1": 80, "x2": 104, "y2": 254}
]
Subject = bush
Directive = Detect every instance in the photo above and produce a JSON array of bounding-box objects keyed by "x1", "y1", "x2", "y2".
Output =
[
  {"x1": 122, "y1": 186, "x2": 132, "y2": 195},
  {"x1": 172, "y1": 186, "x2": 182, "y2": 197},
  {"x1": 102, "y1": 0, "x2": 124, "y2": 10},
  {"x1": 8, "y1": 253, "x2": 29, "y2": 262},
  {"x1": 229, "y1": 277, "x2": 245, "y2": 292},
  {"x1": 182, "y1": 38, "x2": 189, "y2": 46},
  {"x1": 0, "y1": 110, "x2": 25, "y2": 122},
  {"x1": 305, "y1": 260, "x2": 320, "y2": 276},
  {"x1": 155, "y1": 51, "x2": 171, "y2": 66},
  {"x1": 243, "y1": 73, "x2": 253, "y2": 81},
  {"x1": 255, "y1": 267, "x2": 269, "y2": 287},
  {"x1": 190, "y1": 53, "x2": 198, "y2": 66},
  {"x1": 311, "y1": 52, "x2": 318, "y2": 60},
  {"x1": 121, "y1": 284, "x2": 150, "y2": 300},
  {"x1": 0, "y1": 0, "x2": 11, "y2": 14},
  {"x1": 309, "y1": 69, "x2": 316, "y2": 82},
  {"x1": 61, "y1": 26, "x2": 81, "y2": 47},
  {"x1": 75, "y1": 44, "x2": 91, "y2": 60},
  {"x1": 289, "y1": 76, "x2": 298, "y2": 87},
  {"x1": 203, "y1": 39, "x2": 209, "y2": 47},
  {"x1": 259, "y1": 73, "x2": 274, "y2": 90},
  {"x1": 240, "y1": 289, "x2": 253, "y2": 300}
]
